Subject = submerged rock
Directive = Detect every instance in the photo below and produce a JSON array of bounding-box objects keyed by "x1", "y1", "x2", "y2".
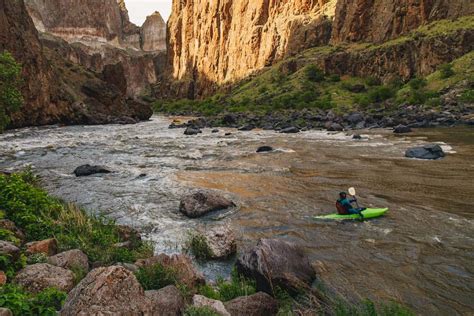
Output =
[
  {"x1": 405, "y1": 144, "x2": 445, "y2": 160},
  {"x1": 238, "y1": 124, "x2": 255, "y2": 131},
  {"x1": 15, "y1": 263, "x2": 75, "y2": 293},
  {"x1": 179, "y1": 191, "x2": 235, "y2": 218},
  {"x1": 60, "y1": 266, "x2": 153, "y2": 315},
  {"x1": 74, "y1": 164, "x2": 111, "y2": 177},
  {"x1": 256, "y1": 146, "x2": 273, "y2": 153},
  {"x1": 352, "y1": 134, "x2": 362, "y2": 140},
  {"x1": 280, "y1": 126, "x2": 300, "y2": 134},
  {"x1": 236, "y1": 239, "x2": 315, "y2": 295},
  {"x1": 184, "y1": 127, "x2": 202, "y2": 135},
  {"x1": 225, "y1": 292, "x2": 278, "y2": 316}
]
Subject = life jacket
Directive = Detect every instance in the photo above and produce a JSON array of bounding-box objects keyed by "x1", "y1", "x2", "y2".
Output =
[{"x1": 336, "y1": 200, "x2": 349, "y2": 215}]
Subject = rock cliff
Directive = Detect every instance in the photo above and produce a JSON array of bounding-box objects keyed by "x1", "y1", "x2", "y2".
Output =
[
  {"x1": 25, "y1": 0, "x2": 167, "y2": 97},
  {"x1": 167, "y1": 0, "x2": 337, "y2": 97},
  {"x1": 331, "y1": 0, "x2": 474, "y2": 43},
  {"x1": 167, "y1": 0, "x2": 474, "y2": 98},
  {"x1": 0, "y1": 0, "x2": 152, "y2": 129}
]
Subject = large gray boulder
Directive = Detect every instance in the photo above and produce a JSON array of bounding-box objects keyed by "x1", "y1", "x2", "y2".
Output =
[
  {"x1": 405, "y1": 144, "x2": 445, "y2": 160},
  {"x1": 203, "y1": 225, "x2": 237, "y2": 259},
  {"x1": 225, "y1": 292, "x2": 278, "y2": 316},
  {"x1": 60, "y1": 266, "x2": 154, "y2": 315},
  {"x1": 48, "y1": 249, "x2": 89, "y2": 271},
  {"x1": 179, "y1": 191, "x2": 235, "y2": 218},
  {"x1": 14, "y1": 263, "x2": 75, "y2": 293},
  {"x1": 236, "y1": 239, "x2": 315, "y2": 295},
  {"x1": 145, "y1": 285, "x2": 185, "y2": 316},
  {"x1": 0, "y1": 241, "x2": 20, "y2": 260}
]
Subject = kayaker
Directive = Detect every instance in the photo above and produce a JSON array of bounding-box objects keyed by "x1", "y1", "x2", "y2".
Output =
[{"x1": 336, "y1": 192, "x2": 364, "y2": 216}]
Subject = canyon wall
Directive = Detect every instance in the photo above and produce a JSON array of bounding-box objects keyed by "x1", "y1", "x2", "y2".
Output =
[
  {"x1": 167, "y1": 0, "x2": 474, "y2": 98},
  {"x1": 331, "y1": 0, "x2": 474, "y2": 43},
  {"x1": 25, "y1": 0, "x2": 167, "y2": 97},
  {"x1": 167, "y1": 0, "x2": 337, "y2": 97},
  {"x1": 0, "y1": 0, "x2": 152, "y2": 129}
]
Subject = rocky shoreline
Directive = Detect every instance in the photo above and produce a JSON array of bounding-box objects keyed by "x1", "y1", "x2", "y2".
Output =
[{"x1": 169, "y1": 102, "x2": 474, "y2": 134}]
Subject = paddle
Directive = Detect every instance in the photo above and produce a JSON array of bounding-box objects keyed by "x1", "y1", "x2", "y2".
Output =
[{"x1": 348, "y1": 187, "x2": 359, "y2": 205}]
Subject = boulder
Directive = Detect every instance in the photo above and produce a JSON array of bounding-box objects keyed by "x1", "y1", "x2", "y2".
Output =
[
  {"x1": 346, "y1": 112, "x2": 365, "y2": 125},
  {"x1": 325, "y1": 122, "x2": 343, "y2": 131},
  {"x1": 225, "y1": 292, "x2": 278, "y2": 316},
  {"x1": 179, "y1": 191, "x2": 235, "y2": 218},
  {"x1": 352, "y1": 134, "x2": 362, "y2": 140},
  {"x1": 203, "y1": 225, "x2": 237, "y2": 259},
  {"x1": 60, "y1": 266, "x2": 154, "y2": 315},
  {"x1": 145, "y1": 285, "x2": 185, "y2": 316},
  {"x1": 212, "y1": 129, "x2": 220, "y2": 133},
  {"x1": 0, "y1": 241, "x2": 20, "y2": 260},
  {"x1": 236, "y1": 239, "x2": 315, "y2": 295},
  {"x1": 0, "y1": 220, "x2": 25, "y2": 242},
  {"x1": 14, "y1": 263, "x2": 75, "y2": 293},
  {"x1": 25, "y1": 238, "x2": 58, "y2": 256},
  {"x1": 405, "y1": 144, "x2": 445, "y2": 160},
  {"x1": 184, "y1": 127, "x2": 202, "y2": 135},
  {"x1": 74, "y1": 165, "x2": 111, "y2": 177},
  {"x1": 280, "y1": 127, "x2": 300, "y2": 134},
  {"x1": 135, "y1": 254, "x2": 205, "y2": 289},
  {"x1": 256, "y1": 146, "x2": 273, "y2": 153},
  {"x1": 0, "y1": 308, "x2": 12, "y2": 316},
  {"x1": 192, "y1": 295, "x2": 230, "y2": 316},
  {"x1": 393, "y1": 125, "x2": 412, "y2": 134},
  {"x1": 116, "y1": 262, "x2": 139, "y2": 273},
  {"x1": 47, "y1": 249, "x2": 89, "y2": 271}
]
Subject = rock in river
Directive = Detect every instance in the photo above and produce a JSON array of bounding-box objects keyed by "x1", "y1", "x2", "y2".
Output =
[
  {"x1": 184, "y1": 127, "x2": 202, "y2": 135},
  {"x1": 280, "y1": 126, "x2": 300, "y2": 134},
  {"x1": 74, "y1": 164, "x2": 111, "y2": 177},
  {"x1": 203, "y1": 225, "x2": 237, "y2": 259},
  {"x1": 405, "y1": 144, "x2": 445, "y2": 160},
  {"x1": 256, "y1": 146, "x2": 273, "y2": 153},
  {"x1": 180, "y1": 191, "x2": 235, "y2": 218},
  {"x1": 236, "y1": 239, "x2": 315, "y2": 295},
  {"x1": 394, "y1": 125, "x2": 412, "y2": 134}
]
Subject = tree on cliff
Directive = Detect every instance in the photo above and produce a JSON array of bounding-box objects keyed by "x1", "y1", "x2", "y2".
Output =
[{"x1": 0, "y1": 51, "x2": 23, "y2": 132}]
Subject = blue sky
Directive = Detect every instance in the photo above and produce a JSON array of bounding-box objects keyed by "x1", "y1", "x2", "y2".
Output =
[{"x1": 124, "y1": 0, "x2": 172, "y2": 25}]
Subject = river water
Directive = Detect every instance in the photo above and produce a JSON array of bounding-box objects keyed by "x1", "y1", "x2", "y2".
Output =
[{"x1": 0, "y1": 116, "x2": 472, "y2": 315}]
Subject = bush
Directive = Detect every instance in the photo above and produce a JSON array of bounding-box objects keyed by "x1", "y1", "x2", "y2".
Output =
[
  {"x1": 0, "y1": 253, "x2": 26, "y2": 279},
  {"x1": 366, "y1": 77, "x2": 381, "y2": 86},
  {"x1": 184, "y1": 306, "x2": 220, "y2": 316},
  {"x1": 0, "y1": 284, "x2": 67, "y2": 315},
  {"x1": 408, "y1": 78, "x2": 427, "y2": 90},
  {"x1": 328, "y1": 74, "x2": 341, "y2": 82},
  {"x1": 304, "y1": 65, "x2": 325, "y2": 82},
  {"x1": 459, "y1": 89, "x2": 474, "y2": 103},
  {"x1": 134, "y1": 263, "x2": 178, "y2": 291},
  {"x1": 0, "y1": 51, "x2": 23, "y2": 132},
  {"x1": 186, "y1": 233, "x2": 214, "y2": 260},
  {"x1": 439, "y1": 63, "x2": 455, "y2": 79},
  {"x1": 197, "y1": 269, "x2": 256, "y2": 302},
  {"x1": 0, "y1": 173, "x2": 152, "y2": 265}
]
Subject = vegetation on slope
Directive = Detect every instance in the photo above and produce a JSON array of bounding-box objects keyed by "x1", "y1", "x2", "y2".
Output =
[
  {"x1": 0, "y1": 52, "x2": 23, "y2": 132},
  {"x1": 154, "y1": 17, "x2": 474, "y2": 117}
]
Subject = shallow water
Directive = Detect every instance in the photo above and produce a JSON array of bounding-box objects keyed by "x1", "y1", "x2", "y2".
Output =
[{"x1": 0, "y1": 117, "x2": 473, "y2": 314}]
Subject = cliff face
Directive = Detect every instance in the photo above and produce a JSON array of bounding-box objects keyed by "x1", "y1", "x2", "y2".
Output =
[
  {"x1": 168, "y1": 0, "x2": 336, "y2": 97},
  {"x1": 331, "y1": 0, "x2": 474, "y2": 43},
  {"x1": 0, "y1": 0, "x2": 152, "y2": 129},
  {"x1": 141, "y1": 12, "x2": 167, "y2": 52}
]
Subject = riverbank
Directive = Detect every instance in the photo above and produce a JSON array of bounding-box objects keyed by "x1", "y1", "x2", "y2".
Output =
[{"x1": 0, "y1": 171, "x2": 415, "y2": 315}]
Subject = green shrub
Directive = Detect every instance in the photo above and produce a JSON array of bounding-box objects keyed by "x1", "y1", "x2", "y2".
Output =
[
  {"x1": 134, "y1": 263, "x2": 178, "y2": 291},
  {"x1": 0, "y1": 285, "x2": 67, "y2": 316},
  {"x1": 0, "y1": 51, "x2": 23, "y2": 132},
  {"x1": 187, "y1": 233, "x2": 214, "y2": 260},
  {"x1": 27, "y1": 253, "x2": 48, "y2": 264},
  {"x1": 0, "y1": 254, "x2": 26, "y2": 279},
  {"x1": 366, "y1": 77, "x2": 381, "y2": 86},
  {"x1": 304, "y1": 65, "x2": 325, "y2": 82},
  {"x1": 459, "y1": 89, "x2": 474, "y2": 103},
  {"x1": 184, "y1": 306, "x2": 220, "y2": 316},
  {"x1": 439, "y1": 63, "x2": 455, "y2": 79},
  {"x1": 0, "y1": 228, "x2": 20, "y2": 245},
  {"x1": 328, "y1": 74, "x2": 341, "y2": 82},
  {"x1": 368, "y1": 86, "x2": 395, "y2": 103},
  {"x1": 0, "y1": 173, "x2": 152, "y2": 265},
  {"x1": 408, "y1": 78, "x2": 427, "y2": 90},
  {"x1": 198, "y1": 269, "x2": 256, "y2": 302}
]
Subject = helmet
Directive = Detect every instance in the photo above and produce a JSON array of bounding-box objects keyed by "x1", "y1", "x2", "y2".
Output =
[{"x1": 339, "y1": 192, "x2": 347, "y2": 198}]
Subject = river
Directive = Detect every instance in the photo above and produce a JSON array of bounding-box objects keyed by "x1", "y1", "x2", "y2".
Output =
[{"x1": 0, "y1": 116, "x2": 472, "y2": 315}]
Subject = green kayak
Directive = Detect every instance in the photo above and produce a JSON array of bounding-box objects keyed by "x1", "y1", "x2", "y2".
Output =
[{"x1": 313, "y1": 208, "x2": 388, "y2": 220}]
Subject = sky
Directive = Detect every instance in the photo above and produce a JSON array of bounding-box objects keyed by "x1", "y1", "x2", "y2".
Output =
[{"x1": 124, "y1": 0, "x2": 172, "y2": 26}]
